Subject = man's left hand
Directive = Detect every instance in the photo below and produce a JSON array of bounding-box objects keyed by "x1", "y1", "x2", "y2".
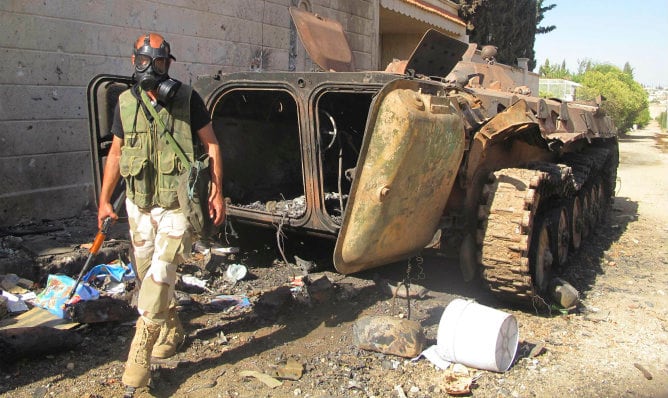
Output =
[{"x1": 209, "y1": 190, "x2": 225, "y2": 226}]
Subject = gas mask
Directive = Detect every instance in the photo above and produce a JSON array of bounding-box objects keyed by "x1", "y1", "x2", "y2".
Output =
[{"x1": 133, "y1": 34, "x2": 181, "y2": 104}]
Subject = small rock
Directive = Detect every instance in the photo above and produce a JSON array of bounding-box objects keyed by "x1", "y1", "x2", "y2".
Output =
[
  {"x1": 337, "y1": 283, "x2": 359, "y2": 300},
  {"x1": 633, "y1": 363, "x2": 653, "y2": 380},
  {"x1": 529, "y1": 342, "x2": 546, "y2": 358},
  {"x1": 276, "y1": 359, "x2": 303, "y2": 380},
  {"x1": 394, "y1": 385, "x2": 408, "y2": 398},
  {"x1": 306, "y1": 275, "x2": 334, "y2": 303},
  {"x1": 255, "y1": 286, "x2": 293, "y2": 318},
  {"x1": 0, "y1": 274, "x2": 20, "y2": 291},
  {"x1": 294, "y1": 255, "x2": 316, "y2": 274},
  {"x1": 352, "y1": 315, "x2": 426, "y2": 358},
  {"x1": 347, "y1": 380, "x2": 363, "y2": 390},
  {"x1": 549, "y1": 278, "x2": 579, "y2": 308}
]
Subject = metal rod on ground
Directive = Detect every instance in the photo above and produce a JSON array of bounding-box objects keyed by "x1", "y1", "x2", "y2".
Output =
[{"x1": 67, "y1": 188, "x2": 126, "y2": 300}]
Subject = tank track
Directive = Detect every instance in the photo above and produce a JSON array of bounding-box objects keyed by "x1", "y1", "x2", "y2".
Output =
[
  {"x1": 478, "y1": 168, "x2": 551, "y2": 304},
  {"x1": 478, "y1": 145, "x2": 615, "y2": 305}
]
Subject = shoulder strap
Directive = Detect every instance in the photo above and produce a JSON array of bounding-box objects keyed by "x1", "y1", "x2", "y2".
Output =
[{"x1": 138, "y1": 88, "x2": 192, "y2": 168}]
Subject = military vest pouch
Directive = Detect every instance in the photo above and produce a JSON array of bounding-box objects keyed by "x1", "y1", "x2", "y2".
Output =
[{"x1": 176, "y1": 155, "x2": 213, "y2": 238}]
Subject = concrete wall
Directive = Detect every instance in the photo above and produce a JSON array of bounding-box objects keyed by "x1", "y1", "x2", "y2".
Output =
[
  {"x1": 0, "y1": 0, "x2": 376, "y2": 227},
  {"x1": 380, "y1": 33, "x2": 422, "y2": 70}
]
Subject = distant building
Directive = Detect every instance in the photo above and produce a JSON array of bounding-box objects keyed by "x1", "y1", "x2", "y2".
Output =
[{"x1": 539, "y1": 78, "x2": 581, "y2": 102}]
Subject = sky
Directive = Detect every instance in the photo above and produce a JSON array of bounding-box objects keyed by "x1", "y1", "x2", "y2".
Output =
[{"x1": 533, "y1": 0, "x2": 668, "y2": 87}]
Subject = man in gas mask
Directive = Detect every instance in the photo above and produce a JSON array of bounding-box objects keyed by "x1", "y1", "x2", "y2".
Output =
[{"x1": 96, "y1": 33, "x2": 225, "y2": 394}]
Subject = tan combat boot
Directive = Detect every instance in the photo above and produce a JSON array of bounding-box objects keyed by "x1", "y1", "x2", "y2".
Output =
[
  {"x1": 151, "y1": 306, "x2": 185, "y2": 359},
  {"x1": 122, "y1": 316, "x2": 161, "y2": 388}
]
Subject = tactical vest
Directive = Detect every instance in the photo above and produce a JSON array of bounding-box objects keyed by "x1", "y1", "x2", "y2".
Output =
[{"x1": 118, "y1": 85, "x2": 195, "y2": 209}]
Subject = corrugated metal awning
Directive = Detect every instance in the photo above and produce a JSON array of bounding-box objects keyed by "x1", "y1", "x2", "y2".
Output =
[{"x1": 380, "y1": 0, "x2": 466, "y2": 36}]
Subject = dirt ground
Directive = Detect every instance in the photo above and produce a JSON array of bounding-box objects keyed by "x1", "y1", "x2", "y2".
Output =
[{"x1": 1, "y1": 114, "x2": 667, "y2": 398}]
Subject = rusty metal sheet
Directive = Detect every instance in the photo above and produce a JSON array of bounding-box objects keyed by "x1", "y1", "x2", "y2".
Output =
[
  {"x1": 289, "y1": 7, "x2": 354, "y2": 72},
  {"x1": 334, "y1": 80, "x2": 465, "y2": 274},
  {"x1": 477, "y1": 99, "x2": 538, "y2": 143},
  {"x1": 405, "y1": 29, "x2": 469, "y2": 78}
]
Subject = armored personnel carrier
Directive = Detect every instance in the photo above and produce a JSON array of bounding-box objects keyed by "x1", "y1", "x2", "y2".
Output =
[{"x1": 88, "y1": 8, "x2": 618, "y2": 305}]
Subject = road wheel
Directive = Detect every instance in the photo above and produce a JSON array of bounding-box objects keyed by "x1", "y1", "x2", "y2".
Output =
[
  {"x1": 570, "y1": 195, "x2": 583, "y2": 250},
  {"x1": 586, "y1": 183, "x2": 601, "y2": 232},
  {"x1": 530, "y1": 215, "x2": 553, "y2": 294},
  {"x1": 549, "y1": 205, "x2": 570, "y2": 269},
  {"x1": 593, "y1": 181, "x2": 606, "y2": 222},
  {"x1": 580, "y1": 190, "x2": 592, "y2": 239}
]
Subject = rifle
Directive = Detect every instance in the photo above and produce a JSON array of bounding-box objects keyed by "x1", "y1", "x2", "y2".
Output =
[{"x1": 67, "y1": 188, "x2": 126, "y2": 301}]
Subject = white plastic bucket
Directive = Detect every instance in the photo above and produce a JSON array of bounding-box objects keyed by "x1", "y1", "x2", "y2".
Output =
[{"x1": 436, "y1": 299, "x2": 519, "y2": 372}]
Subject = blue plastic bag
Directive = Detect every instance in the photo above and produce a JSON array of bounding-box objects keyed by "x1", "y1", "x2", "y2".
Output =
[
  {"x1": 33, "y1": 274, "x2": 100, "y2": 319},
  {"x1": 82, "y1": 262, "x2": 135, "y2": 284}
]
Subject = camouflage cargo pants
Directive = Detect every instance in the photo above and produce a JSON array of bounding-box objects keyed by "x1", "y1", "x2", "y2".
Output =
[{"x1": 126, "y1": 199, "x2": 192, "y2": 322}]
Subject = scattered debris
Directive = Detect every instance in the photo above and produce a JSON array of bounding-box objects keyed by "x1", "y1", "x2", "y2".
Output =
[
  {"x1": 33, "y1": 274, "x2": 99, "y2": 318},
  {"x1": 294, "y1": 255, "x2": 316, "y2": 274},
  {"x1": 336, "y1": 282, "x2": 359, "y2": 300},
  {"x1": 2, "y1": 290, "x2": 32, "y2": 313},
  {"x1": 238, "y1": 370, "x2": 282, "y2": 388},
  {"x1": 1, "y1": 273, "x2": 34, "y2": 293},
  {"x1": 633, "y1": 362, "x2": 653, "y2": 380},
  {"x1": 528, "y1": 342, "x2": 546, "y2": 358},
  {"x1": 194, "y1": 240, "x2": 240, "y2": 256},
  {"x1": 180, "y1": 274, "x2": 214, "y2": 293},
  {"x1": 204, "y1": 294, "x2": 251, "y2": 313},
  {"x1": 211, "y1": 246, "x2": 240, "y2": 256},
  {"x1": 581, "y1": 304, "x2": 611, "y2": 323},
  {"x1": 394, "y1": 384, "x2": 408, "y2": 398},
  {"x1": 216, "y1": 330, "x2": 228, "y2": 345},
  {"x1": 225, "y1": 263, "x2": 247, "y2": 283},
  {"x1": 254, "y1": 286, "x2": 293, "y2": 318},
  {"x1": 66, "y1": 296, "x2": 137, "y2": 323},
  {"x1": 0, "y1": 326, "x2": 83, "y2": 362},
  {"x1": 306, "y1": 275, "x2": 334, "y2": 303},
  {"x1": 442, "y1": 364, "x2": 475, "y2": 396},
  {"x1": 290, "y1": 275, "x2": 305, "y2": 288},
  {"x1": 270, "y1": 358, "x2": 304, "y2": 380},
  {"x1": 353, "y1": 315, "x2": 426, "y2": 358}
]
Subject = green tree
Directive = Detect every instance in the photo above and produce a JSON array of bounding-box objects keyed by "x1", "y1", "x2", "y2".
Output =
[
  {"x1": 456, "y1": 0, "x2": 555, "y2": 71},
  {"x1": 623, "y1": 62, "x2": 634, "y2": 78},
  {"x1": 536, "y1": 0, "x2": 556, "y2": 34},
  {"x1": 539, "y1": 58, "x2": 571, "y2": 79},
  {"x1": 576, "y1": 63, "x2": 650, "y2": 132}
]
